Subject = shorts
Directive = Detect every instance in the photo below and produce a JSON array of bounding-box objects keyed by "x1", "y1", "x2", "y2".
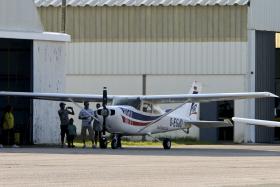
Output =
[
  {"x1": 60, "y1": 125, "x2": 68, "y2": 135},
  {"x1": 81, "y1": 126, "x2": 94, "y2": 141}
]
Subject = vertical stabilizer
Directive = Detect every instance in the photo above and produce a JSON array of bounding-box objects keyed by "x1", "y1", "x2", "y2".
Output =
[{"x1": 171, "y1": 81, "x2": 202, "y2": 120}]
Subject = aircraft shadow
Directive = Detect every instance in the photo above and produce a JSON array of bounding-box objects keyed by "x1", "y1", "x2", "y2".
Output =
[{"x1": 1, "y1": 145, "x2": 280, "y2": 157}]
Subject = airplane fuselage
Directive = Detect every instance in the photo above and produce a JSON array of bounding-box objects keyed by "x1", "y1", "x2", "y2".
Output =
[{"x1": 96, "y1": 105, "x2": 191, "y2": 135}]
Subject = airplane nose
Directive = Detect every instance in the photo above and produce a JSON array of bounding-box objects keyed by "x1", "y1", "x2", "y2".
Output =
[{"x1": 96, "y1": 108, "x2": 115, "y2": 116}]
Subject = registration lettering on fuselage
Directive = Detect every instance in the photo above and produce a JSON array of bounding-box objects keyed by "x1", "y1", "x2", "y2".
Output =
[{"x1": 170, "y1": 117, "x2": 183, "y2": 128}]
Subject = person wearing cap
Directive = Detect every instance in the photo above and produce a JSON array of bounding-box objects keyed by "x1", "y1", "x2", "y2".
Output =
[
  {"x1": 79, "y1": 101, "x2": 95, "y2": 148},
  {"x1": 58, "y1": 102, "x2": 74, "y2": 147}
]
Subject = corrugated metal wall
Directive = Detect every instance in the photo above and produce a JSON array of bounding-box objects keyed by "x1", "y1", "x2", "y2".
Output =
[
  {"x1": 249, "y1": 0, "x2": 280, "y2": 32},
  {"x1": 66, "y1": 42, "x2": 247, "y2": 75},
  {"x1": 37, "y1": 7, "x2": 62, "y2": 33},
  {"x1": 38, "y1": 6, "x2": 247, "y2": 42},
  {"x1": 37, "y1": 5, "x2": 248, "y2": 75},
  {"x1": 255, "y1": 31, "x2": 275, "y2": 143}
]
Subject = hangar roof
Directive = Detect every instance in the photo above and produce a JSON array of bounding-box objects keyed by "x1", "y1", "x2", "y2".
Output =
[{"x1": 34, "y1": 0, "x2": 249, "y2": 7}]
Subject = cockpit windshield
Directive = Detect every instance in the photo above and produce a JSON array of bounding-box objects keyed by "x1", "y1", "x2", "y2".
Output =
[{"x1": 112, "y1": 97, "x2": 141, "y2": 110}]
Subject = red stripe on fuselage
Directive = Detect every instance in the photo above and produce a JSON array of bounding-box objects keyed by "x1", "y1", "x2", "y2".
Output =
[{"x1": 121, "y1": 116, "x2": 150, "y2": 126}]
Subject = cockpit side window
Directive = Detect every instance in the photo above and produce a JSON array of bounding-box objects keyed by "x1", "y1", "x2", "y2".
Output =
[
  {"x1": 142, "y1": 103, "x2": 152, "y2": 113},
  {"x1": 112, "y1": 97, "x2": 141, "y2": 110}
]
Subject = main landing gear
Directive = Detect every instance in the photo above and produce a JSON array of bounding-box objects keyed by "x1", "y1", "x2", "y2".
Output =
[
  {"x1": 163, "y1": 138, "x2": 171, "y2": 149},
  {"x1": 99, "y1": 135, "x2": 122, "y2": 149},
  {"x1": 147, "y1": 133, "x2": 172, "y2": 149}
]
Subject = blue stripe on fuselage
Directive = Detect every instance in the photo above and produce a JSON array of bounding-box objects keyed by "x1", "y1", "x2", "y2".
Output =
[{"x1": 120, "y1": 107, "x2": 162, "y2": 121}]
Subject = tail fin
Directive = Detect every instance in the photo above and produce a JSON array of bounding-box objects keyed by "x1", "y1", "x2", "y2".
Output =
[{"x1": 172, "y1": 81, "x2": 202, "y2": 120}]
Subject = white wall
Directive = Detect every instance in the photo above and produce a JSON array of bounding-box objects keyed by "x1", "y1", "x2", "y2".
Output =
[
  {"x1": 0, "y1": 0, "x2": 43, "y2": 32},
  {"x1": 33, "y1": 41, "x2": 66, "y2": 144},
  {"x1": 66, "y1": 42, "x2": 247, "y2": 75}
]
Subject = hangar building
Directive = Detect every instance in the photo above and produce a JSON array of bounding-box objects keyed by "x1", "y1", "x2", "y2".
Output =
[
  {"x1": 0, "y1": 0, "x2": 70, "y2": 144},
  {"x1": 34, "y1": 0, "x2": 280, "y2": 143}
]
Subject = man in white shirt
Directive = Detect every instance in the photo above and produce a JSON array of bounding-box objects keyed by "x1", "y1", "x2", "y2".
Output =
[{"x1": 79, "y1": 101, "x2": 95, "y2": 148}]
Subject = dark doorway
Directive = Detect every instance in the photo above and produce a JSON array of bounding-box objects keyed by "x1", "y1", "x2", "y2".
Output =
[
  {"x1": 0, "y1": 38, "x2": 33, "y2": 144},
  {"x1": 217, "y1": 101, "x2": 234, "y2": 141},
  {"x1": 255, "y1": 31, "x2": 276, "y2": 143},
  {"x1": 200, "y1": 101, "x2": 234, "y2": 142},
  {"x1": 275, "y1": 48, "x2": 280, "y2": 141}
]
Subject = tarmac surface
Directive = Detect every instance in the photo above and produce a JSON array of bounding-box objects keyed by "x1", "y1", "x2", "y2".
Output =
[{"x1": 1, "y1": 144, "x2": 280, "y2": 187}]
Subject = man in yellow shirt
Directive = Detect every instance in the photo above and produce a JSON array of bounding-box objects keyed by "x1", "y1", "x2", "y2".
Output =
[{"x1": 2, "y1": 105, "x2": 18, "y2": 147}]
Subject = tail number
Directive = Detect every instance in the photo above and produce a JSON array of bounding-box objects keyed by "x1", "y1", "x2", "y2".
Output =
[{"x1": 170, "y1": 118, "x2": 183, "y2": 128}]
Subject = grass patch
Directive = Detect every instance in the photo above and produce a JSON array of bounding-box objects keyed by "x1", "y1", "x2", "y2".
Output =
[{"x1": 73, "y1": 137, "x2": 211, "y2": 148}]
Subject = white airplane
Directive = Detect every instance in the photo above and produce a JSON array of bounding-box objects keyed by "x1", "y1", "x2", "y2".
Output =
[{"x1": 0, "y1": 82, "x2": 277, "y2": 149}]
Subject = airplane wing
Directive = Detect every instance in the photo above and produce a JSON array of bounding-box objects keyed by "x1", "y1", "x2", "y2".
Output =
[
  {"x1": 186, "y1": 119, "x2": 233, "y2": 128},
  {"x1": 0, "y1": 91, "x2": 276, "y2": 103},
  {"x1": 0, "y1": 91, "x2": 113, "y2": 103},
  {"x1": 232, "y1": 117, "x2": 280, "y2": 128},
  {"x1": 140, "y1": 92, "x2": 277, "y2": 104}
]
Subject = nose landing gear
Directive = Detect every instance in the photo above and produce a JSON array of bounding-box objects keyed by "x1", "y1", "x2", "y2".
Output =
[{"x1": 100, "y1": 136, "x2": 108, "y2": 149}]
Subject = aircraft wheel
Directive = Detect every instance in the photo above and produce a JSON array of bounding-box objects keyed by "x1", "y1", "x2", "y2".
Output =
[
  {"x1": 117, "y1": 135, "x2": 122, "y2": 148},
  {"x1": 111, "y1": 138, "x2": 118, "y2": 149},
  {"x1": 100, "y1": 136, "x2": 108, "y2": 149},
  {"x1": 163, "y1": 138, "x2": 171, "y2": 149}
]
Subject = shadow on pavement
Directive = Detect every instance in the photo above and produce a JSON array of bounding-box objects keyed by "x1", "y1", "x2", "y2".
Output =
[{"x1": 1, "y1": 145, "x2": 280, "y2": 157}]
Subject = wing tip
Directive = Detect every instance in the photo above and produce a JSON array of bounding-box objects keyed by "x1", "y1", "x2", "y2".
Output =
[{"x1": 265, "y1": 92, "x2": 278, "y2": 98}]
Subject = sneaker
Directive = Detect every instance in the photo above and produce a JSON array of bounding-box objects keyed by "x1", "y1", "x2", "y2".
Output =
[
  {"x1": 12, "y1": 144, "x2": 19, "y2": 148},
  {"x1": 0, "y1": 144, "x2": 3, "y2": 148}
]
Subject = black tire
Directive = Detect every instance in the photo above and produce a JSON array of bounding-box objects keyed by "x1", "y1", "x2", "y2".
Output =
[
  {"x1": 111, "y1": 138, "x2": 118, "y2": 149},
  {"x1": 117, "y1": 135, "x2": 122, "y2": 148},
  {"x1": 163, "y1": 138, "x2": 171, "y2": 149},
  {"x1": 100, "y1": 136, "x2": 108, "y2": 149}
]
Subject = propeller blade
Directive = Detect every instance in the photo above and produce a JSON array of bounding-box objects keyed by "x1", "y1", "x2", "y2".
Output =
[
  {"x1": 102, "y1": 116, "x2": 106, "y2": 135},
  {"x1": 102, "y1": 87, "x2": 108, "y2": 135},
  {"x1": 103, "y1": 87, "x2": 107, "y2": 107}
]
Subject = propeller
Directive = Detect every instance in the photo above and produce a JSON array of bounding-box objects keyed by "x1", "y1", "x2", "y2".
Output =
[{"x1": 101, "y1": 87, "x2": 109, "y2": 135}]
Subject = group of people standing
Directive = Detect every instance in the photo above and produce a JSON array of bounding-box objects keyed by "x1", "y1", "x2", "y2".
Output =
[{"x1": 58, "y1": 101, "x2": 102, "y2": 148}]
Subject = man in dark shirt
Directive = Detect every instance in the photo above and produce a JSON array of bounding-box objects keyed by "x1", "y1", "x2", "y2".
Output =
[{"x1": 58, "y1": 102, "x2": 74, "y2": 147}]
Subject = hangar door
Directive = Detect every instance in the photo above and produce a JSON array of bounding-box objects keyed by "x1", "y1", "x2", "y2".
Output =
[
  {"x1": 0, "y1": 38, "x2": 33, "y2": 144},
  {"x1": 255, "y1": 31, "x2": 275, "y2": 143}
]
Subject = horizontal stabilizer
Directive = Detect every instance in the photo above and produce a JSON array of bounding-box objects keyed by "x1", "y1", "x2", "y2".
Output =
[
  {"x1": 186, "y1": 119, "x2": 233, "y2": 128},
  {"x1": 232, "y1": 117, "x2": 280, "y2": 128}
]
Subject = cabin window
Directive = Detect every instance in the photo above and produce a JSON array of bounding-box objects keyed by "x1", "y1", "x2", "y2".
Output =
[
  {"x1": 142, "y1": 103, "x2": 152, "y2": 113},
  {"x1": 112, "y1": 97, "x2": 141, "y2": 110}
]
